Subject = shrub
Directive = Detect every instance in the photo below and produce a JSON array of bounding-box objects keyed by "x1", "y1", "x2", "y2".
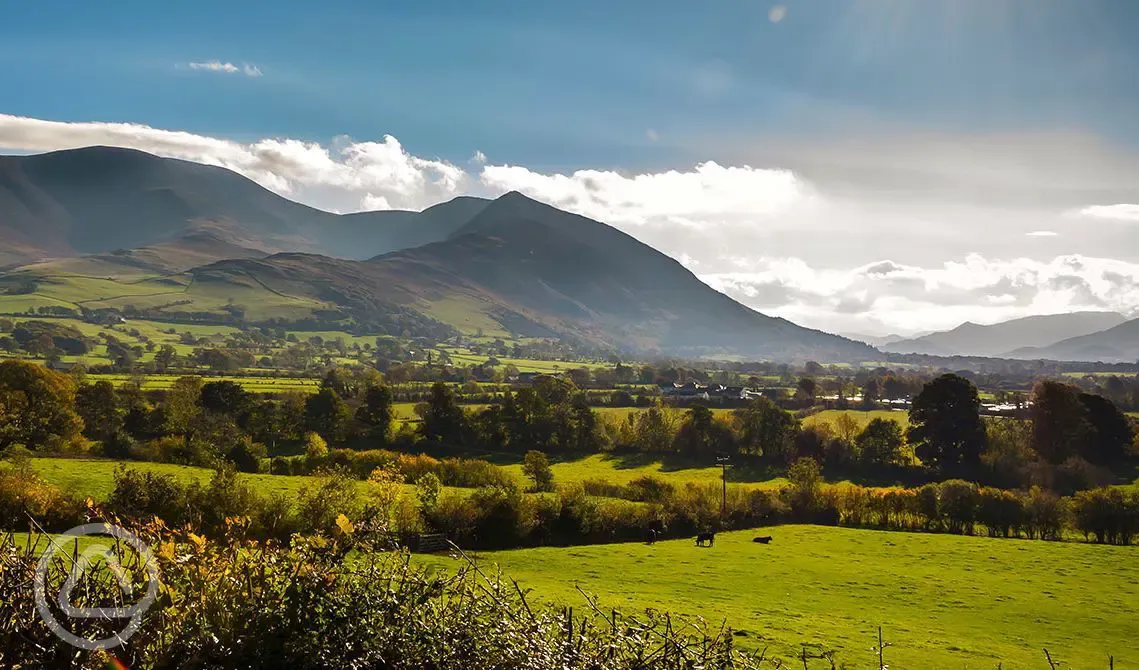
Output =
[
  {"x1": 1053, "y1": 457, "x2": 1112, "y2": 496},
  {"x1": 0, "y1": 467, "x2": 83, "y2": 532},
  {"x1": 915, "y1": 483, "x2": 941, "y2": 530},
  {"x1": 938, "y1": 480, "x2": 979, "y2": 535},
  {"x1": 1023, "y1": 486, "x2": 1066, "y2": 541},
  {"x1": 522, "y1": 450, "x2": 555, "y2": 492},
  {"x1": 304, "y1": 431, "x2": 329, "y2": 460},
  {"x1": 106, "y1": 466, "x2": 189, "y2": 526},
  {"x1": 625, "y1": 475, "x2": 675, "y2": 503},
  {"x1": 976, "y1": 487, "x2": 1024, "y2": 538},
  {"x1": 1071, "y1": 487, "x2": 1139, "y2": 545},
  {"x1": 1, "y1": 518, "x2": 760, "y2": 669},
  {"x1": 787, "y1": 457, "x2": 823, "y2": 517},
  {"x1": 225, "y1": 436, "x2": 267, "y2": 473},
  {"x1": 296, "y1": 470, "x2": 362, "y2": 535},
  {"x1": 467, "y1": 484, "x2": 535, "y2": 548}
]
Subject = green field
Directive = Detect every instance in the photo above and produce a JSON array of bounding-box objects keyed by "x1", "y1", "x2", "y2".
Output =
[
  {"x1": 420, "y1": 526, "x2": 1139, "y2": 667},
  {"x1": 86, "y1": 373, "x2": 323, "y2": 393},
  {"x1": 499, "y1": 453, "x2": 785, "y2": 488},
  {"x1": 11, "y1": 458, "x2": 360, "y2": 501},
  {"x1": 804, "y1": 409, "x2": 910, "y2": 430}
]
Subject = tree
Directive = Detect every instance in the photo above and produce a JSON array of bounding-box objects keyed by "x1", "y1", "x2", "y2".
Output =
[
  {"x1": 199, "y1": 380, "x2": 253, "y2": 418},
  {"x1": 420, "y1": 382, "x2": 469, "y2": 445},
  {"x1": 674, "y1": 406, "x2": 734, "y2": 458},
  {"x1": 1030, "y1": 381, "x2": 1090, "y2": 464},
  {"x1": 1077, "y1": 392, "x2": 1133, "y2": 466},
  {"x1": 163, "y1": 376, "x2": 203, "y2": 437},
  {"x1": 732, "y1": 397, "x2": 799, "y2": 461},
  {"x1": 226, "y1": 436, "x2": 267, "y2": 473},
  {"x1": 787, "y1": 456, "x2": 823, "y2": 513},
  {"x1": 75, "y1": 380, "x2": 120, "y2": 442},
  {"x1": 856, "y1": 418, "x2": 905, "y2": 466},
  {"x1": 356, "y1": 384, "x2": 395, "y2": 441},
  {"x1": 982, "y1": 418, "x2": 1035, "y2": 488},
  {"x1": 304, "y1": 431, "x2": 329, "y2": 460},
  {"x1": 796, "y1": 377, "x2": 817, "y2": 405},
  {"x1": 304, "y1": 388, "x2": 351, "y2": 442},
  {"x1": 0, "y1": 360, "x2": 83, "y2": 450},
  {"x1": 632, "y1": 404, "x2": 677, "y2": 452},
  {"x1": 833, "y1": 412, "x2": 860, "y2": 446},
  {"x1": 907, "y1": 373, "x2": 986, "y2": 472},
  {"x1": 154, "y1": 344, "x2": 178, "y2": 372},
  {"x1": 522, "y1": 450, "x2": 555, "y2": 492}
]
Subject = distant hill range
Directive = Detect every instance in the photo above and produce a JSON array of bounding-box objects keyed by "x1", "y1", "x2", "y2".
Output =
[
  {"x1": 0, "y1": 147, "x2": 875, "y2": 361},
  {"x1": 881, "y1": 312, "x2": 1128, "y2": 358},
  {"x1": 1007, "y1": 318, "x2": 1139, "y2": 363},
  {"x1": 842, "y1": 332, "x2": 914, "y2": 348}
]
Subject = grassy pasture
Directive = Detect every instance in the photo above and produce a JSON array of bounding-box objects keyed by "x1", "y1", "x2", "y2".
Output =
[
  {"x1": 420, "y1": 525, "x2": 1139, "y2": 667},
  {"x1": 804, "y1": 409, "x2": 910, "y2": 431},
  {"x1": 498, "y1": 453, "x2": 786, "y2": 488},
  {"x1": 86, "y1": 373, "x2": 323, "y2": 393},
  {"x1": 6, "y1": 458, "x2": 425, "y2": 503}
]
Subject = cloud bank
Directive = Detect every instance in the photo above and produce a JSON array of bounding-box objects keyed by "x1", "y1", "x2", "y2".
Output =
[{"x1": 2, "y1": 113, "x2": 1138, "y2": 335}]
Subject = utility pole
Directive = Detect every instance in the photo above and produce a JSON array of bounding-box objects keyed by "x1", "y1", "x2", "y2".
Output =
[{"x1": 716, "y1": 454, "x2": 730, "y2": 520}]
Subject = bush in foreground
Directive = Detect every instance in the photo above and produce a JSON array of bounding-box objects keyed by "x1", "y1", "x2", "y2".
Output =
[{"x1": 0, "y1": 515, "x2": 762, "y2": 669}]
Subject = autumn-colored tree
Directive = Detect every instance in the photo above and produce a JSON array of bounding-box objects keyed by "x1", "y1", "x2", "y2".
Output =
[{"x1": 0, "y1": 359, "x2": 83, "y2": 450}]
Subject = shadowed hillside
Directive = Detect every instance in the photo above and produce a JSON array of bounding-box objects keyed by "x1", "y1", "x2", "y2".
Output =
[
  {"x1": 0, "y1": 146, "x2": 478, "y2": 263},
  {"x1": 195, "y1": 192, "x2": 876, "y2": 360}
]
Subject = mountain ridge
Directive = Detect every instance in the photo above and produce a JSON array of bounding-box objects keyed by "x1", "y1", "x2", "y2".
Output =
[
  {"x1": 0, "y1": 146, "x2": 479, "y2": 263},
  {"x1": 881, "y1": 311, "x2": 1127, "y2": 357}
]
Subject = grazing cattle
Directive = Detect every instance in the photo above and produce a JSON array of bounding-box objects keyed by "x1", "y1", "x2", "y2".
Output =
[
  {"x1": 752, "y1": 536, "x2": 773, "y2": 544},
  {"x1": 645, "y1": 528, "x2": 657, "y2": 545},
  {"x1": 695, "y1": 531, "x2": 715, "y2": 547}
]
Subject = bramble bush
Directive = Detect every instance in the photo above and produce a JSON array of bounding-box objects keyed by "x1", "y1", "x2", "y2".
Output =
[{"x1": 1, "y1": 514, "x2": 763, "y2": 669}]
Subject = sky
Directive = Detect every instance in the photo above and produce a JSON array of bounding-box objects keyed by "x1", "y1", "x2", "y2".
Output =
[{"x1": 3, "y1": 0, "x2": 1139, "y2": 337}]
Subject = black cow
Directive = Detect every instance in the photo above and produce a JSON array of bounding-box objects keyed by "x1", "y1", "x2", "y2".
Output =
[
  {"x1": 752, "y1": 536, "x2": 773, "y2": 544},
  {"x1": 695, "y1": 531, "x2": 715, "y2": 547}
]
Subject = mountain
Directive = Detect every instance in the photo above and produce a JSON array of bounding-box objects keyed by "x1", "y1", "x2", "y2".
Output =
[
  {"x1": 192, "y1": 192, "x2": 877, "y2": 360},
  {"x1": 842, "y1": 332, "x2": 912, "y2": 348},
  {"x1": 0, "y1": 147, "x2": 875, "y2": 360},
  {"x1": 0, "y1": 146, "x2": 477, "y2": 263},
  {"x1": 1007, "y1": 318, "x2": 1139, "y2": 362},
  {"x1": 881, "y1": 312, "x2": 1127, "y2": 357}
]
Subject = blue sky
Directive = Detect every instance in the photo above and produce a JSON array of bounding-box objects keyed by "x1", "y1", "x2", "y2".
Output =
[
  {"x1": 4, "y1": 1, "x2": 1139, "y2": 168},
  {"x1": 3, "y1": 1, "x2": 1139, "y2": 335}
]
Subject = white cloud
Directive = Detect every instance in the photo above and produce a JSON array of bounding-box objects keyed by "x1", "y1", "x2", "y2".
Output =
[
  {"x1": 470, "y1": 150, "x2": 487, "y2": 165},
  {"x1": 1077, "y1": 203, "x2": 1139, "y2": 222},
  {"x1": 480, "y1": 160, "x2": 813, "y2": 227},
  {"x1": 768, "y1": 5, "x2": 787, "y2": 23},
  {"x1": 0, "y1": 114, "x2": 465, "y2": 212},
  {"x1": 189, "y1": 61, "x2": 239, "y2": 73},
  {"x1": 187, "y1": 61, "x2": 262, "y2": 77},
  {"x1": 702, "y1": 254, "x2": 1139, "y2": 334},
  {"x1": 1026, "y1": 231, "x2": 1058, "y2": 237},
  {"x1": 360, "y1": 193, "x2": 393, "y2": 211},
  {"x1": 645, "y1": 128, "x2": 659, "y2": 142}
]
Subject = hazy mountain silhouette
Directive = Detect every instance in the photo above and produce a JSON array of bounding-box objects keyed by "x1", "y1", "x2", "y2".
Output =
[
  {"x1": 1008, "y1": 317, "x2": 1139, "y2": 362},
  {"x1": 881, "y1": 311, "x2": 1127, "y2": 357}
]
